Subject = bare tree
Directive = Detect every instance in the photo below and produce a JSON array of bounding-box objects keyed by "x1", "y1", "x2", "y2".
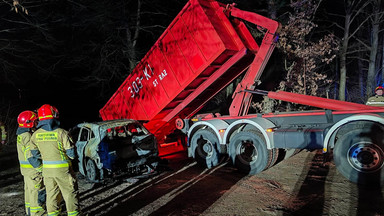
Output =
[
  {"x1": 382, "y1": 36, "x2": 384, "y2": 84},
  {"x1": 267, "y1": 0, "x2": 277, "y2": 20},
  {"x1": 336, "y1": 0, "x2": 384, "y2": 101},
  {"x1": 364, "y1": 0, "x2": 384, "y2": 98},
  {"x1": 66, "y1": 0, "x2": 184, "y2": 98},
  {"x1": 331, "y1": 0, "x2": 370, "y2": 101}
]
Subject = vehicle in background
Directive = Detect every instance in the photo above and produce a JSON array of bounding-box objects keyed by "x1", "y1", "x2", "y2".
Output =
[{"x1": 72, "y1": 119, "x2": 159, "y2": 182}]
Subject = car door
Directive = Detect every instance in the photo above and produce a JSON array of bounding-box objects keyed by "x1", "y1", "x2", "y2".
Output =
[{"x1": 76, "y1": 127, "x2": 91, "y2": 175}]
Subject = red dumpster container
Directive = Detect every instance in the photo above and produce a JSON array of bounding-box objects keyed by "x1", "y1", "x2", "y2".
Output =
[{"x1": 100, "y1": 0, "x2": 262, "y2": 150}]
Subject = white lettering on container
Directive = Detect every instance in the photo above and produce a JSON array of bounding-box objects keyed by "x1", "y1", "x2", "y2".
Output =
[
  {"x1": 126, "y1": 62, "x2": 168, "y2": 97},
  {"x1": 143, "y1": 63, "x2": 154, "y2": 80},
  {"x1": 159, "y1": 69, "x2": 167, "y2": 80},
  {"x1": 153, "y1": 79, "x2": 158, "y2": 87}
]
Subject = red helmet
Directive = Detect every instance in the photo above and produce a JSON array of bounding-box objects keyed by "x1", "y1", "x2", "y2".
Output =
[
  {"x1": 38, "y1": 104, "x2": 59, "y2": 120},
  {"x1": 18, "y1": 111, "x2": 37, "y2": 128},
  {"x1": 375, "y1": 86, "x2": 384, "y2": 91}
]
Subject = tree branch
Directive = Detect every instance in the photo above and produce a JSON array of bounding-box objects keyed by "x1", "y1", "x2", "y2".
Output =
[
  {"x1": 348, "y1": 15, "x2": 371, "y2": 40},
  {"x1": 132, "y1": 0, "x2": 141, "y2": 48},
  {"x1": 349, "y1": 0, "x2": 370, "y2": 24},
  {"x1": 348, "y1": 56, "x2": 370, "y2": 63}
]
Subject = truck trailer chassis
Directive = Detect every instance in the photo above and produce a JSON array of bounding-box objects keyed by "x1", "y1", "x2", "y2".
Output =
[{"x1": 99, "y1": 0, "x2": 384, "y2": 186}]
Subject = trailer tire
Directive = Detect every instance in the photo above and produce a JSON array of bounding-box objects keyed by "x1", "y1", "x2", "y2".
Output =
[
  {"x1": 86, "y1": 158, "x2": 99, "y2": 182},
  {"x1": 267, "y1": 148, "x2": 279, "y2": 169},
  {"x1": 191, "y1": 129, "x2": 221, "y2": 169},
  {"x1": 230, "y1": 130, "x2": 271, "y2": 175},
  {"x1": 334, "y1": 129, "x2": 384, "y2": 186}
]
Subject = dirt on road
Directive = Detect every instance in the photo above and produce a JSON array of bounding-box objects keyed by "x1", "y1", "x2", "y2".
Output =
[{"x1": 1, "y1": 144, "x2": 384, "y2": 216}]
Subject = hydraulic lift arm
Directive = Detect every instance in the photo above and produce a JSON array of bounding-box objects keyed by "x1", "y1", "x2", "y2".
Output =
[{"x1": 227, "y1": 5, "x2": 281, "y2": 116}]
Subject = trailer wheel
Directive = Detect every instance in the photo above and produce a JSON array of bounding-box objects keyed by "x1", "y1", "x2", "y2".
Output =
[
  {"x1": 267, "y1": 148, "x2": 279, "y2": 169},
  {"x1": 230, "y1": 130, "x2": 271, "y2": 175},
  {"x1": 86, "y1": 159, "x2": 99, "y2": 182},
  {"x1": 334, "y1": 129, "x2": 384, "y2": 186},
  {"x1": 191, "y1": 129, "x2": 221, "y2": 169}
]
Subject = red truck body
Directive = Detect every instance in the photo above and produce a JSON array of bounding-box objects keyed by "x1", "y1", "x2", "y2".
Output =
[
  {"x1": 100, "y1": 0, "x2": 279, "y2": 152},
  {"x1": 100, "y1": 0, "x2": 384, "y2": 186}
]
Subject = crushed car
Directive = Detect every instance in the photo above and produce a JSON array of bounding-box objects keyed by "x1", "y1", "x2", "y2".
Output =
[{"x1": 71, "y1": 119, "x2": 160, "y2": 182}]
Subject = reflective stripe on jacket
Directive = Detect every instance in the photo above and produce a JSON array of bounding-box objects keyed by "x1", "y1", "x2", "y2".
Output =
[
  {"x1": 366, "y1": 95, "x2": 384, "y2": 107},
  {"x1": 30, "y1": 128, "x2": 74, "y2": 177},
  {"x1": 43, "y1": 160, "x2": 71, "y2": 168},
  {"x1": 17, "y1": 132, "x2": 40, "y2": 176}
]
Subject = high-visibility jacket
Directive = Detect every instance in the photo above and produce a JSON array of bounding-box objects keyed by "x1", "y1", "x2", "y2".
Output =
[
  {"x1": 17, "y1": 132, "x2": 42, "y2": 175},
  {"x1": 30, "y1": 128, "x2": 75, "y2": 177},
  {"x1": 17, "y1": 130, "x2": 45, "y2": 216},
  {"x1": 0, "y1": 124, "x2": 6, "y2": 143},
  {"x1": 366, "y1": 95, "x2": 384, "y2": 106}
]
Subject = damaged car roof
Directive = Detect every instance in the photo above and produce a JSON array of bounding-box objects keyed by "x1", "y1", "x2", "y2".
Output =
[{"x1": 77, "y1": 119, "x2": 139, "y2": 130}]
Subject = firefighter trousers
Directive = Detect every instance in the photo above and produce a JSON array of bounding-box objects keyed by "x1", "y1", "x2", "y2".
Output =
[
  {"x1": 45, "y1": 173, "x2": 80, "y2": 216},
  {"x1": 24, "y1": 173, "x2": 45, "y2": 216}
]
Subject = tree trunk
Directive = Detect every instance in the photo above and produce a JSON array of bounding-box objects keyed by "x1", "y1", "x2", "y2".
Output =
[
  {"x1": 382, "y1": 36, "x2": 384, "y2": 84},
  {"x1": 132, "y1": 0, "x2": 141, "y2": 48},
  {"x1": 267, "y1": 0, "x2": 277, "y2": 20},
  {"x1": 358, "y1": 55, "x2": 364, "y2": 98},
  {"x1": 339, "y1": 13, "x2": 351, "y2": 101},
  {"x1": 126, "y1": 28, "x2": 136, "y2": 72},
  {"x1": 126, "y1": 0, "x2": 142, "y2": 72},
  {"x1": 365, "y1": 6, "x2": 380, "y2": 99}
]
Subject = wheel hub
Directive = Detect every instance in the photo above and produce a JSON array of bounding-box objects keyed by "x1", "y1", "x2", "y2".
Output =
[
  {"x1": 348, "y1": 142, "x2": 384, "y2": 173},
  {"x1": 238, "y1": 141, "x2": 258, "y2": 163},
  {"x1": 198, "y1": 138, "x2": 213, "y2": 157},
  {"x1": 203, "y1": 142, "x2": 213, "y2": 154}
]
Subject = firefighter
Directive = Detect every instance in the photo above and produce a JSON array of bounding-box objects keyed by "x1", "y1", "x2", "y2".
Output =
[
  {"x1": 17, "y1": 111, "x2": 45, "y2": 216},
  {"x1": 0, "y1": 121, "x2": 7, "y2": 145},
  {"x1": 29, "y1": 104, "x2": 81, "y2": 216},
  {"x1": 366, "y1": 86, "x2": 384, "y2": 107}
]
